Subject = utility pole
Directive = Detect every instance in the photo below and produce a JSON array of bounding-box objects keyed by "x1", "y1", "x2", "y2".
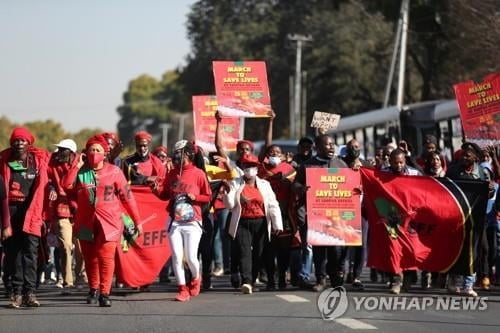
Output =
[
  {"x1": 396, "y1": 0, "x2": 410, "y2": 110},
  {"x1": 288, "y1": 34, "x2": 312, "y2": 138},
  {"x1": 383, "y1": 0, "x2": 410, "y2": 110},
  {"x1": 159, "y1": 123, "x2": 172, "y2": 148},
  {"x1": 178, "y1": 113, "x2": 189, "y2": 141}
]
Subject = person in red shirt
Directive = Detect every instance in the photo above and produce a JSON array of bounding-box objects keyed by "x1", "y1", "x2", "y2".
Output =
[
  {"x1": 223, "y1": 154, "x2": 283, "y2": 294},
  {"x1": 0, "y1": 127, "x2": 51, "y2": 308},
  {"x1": 63, "y1": 135, "x2": 142, "y2": 307},
  {"x1": 48, "y1": 139, "x2": 81, "y2": 290},
  {"x1": 152, "y1": 140, "x2": 211, "y2": 302},
  {"x1": 259, "y1": 144, "x2": 298, "y2": 290},
  {"x1": 122, "y1": 131, "x2": 166, "y2": 186},
  {"x1": 102, "y1": 132, "x2": 123, "y2": 167},
  {"x1": 152, "y1": 145, "x2": 173, "y2": 173}
]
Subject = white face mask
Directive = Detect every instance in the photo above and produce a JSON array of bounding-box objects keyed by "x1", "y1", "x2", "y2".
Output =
[
  {"x1": 268, "y1": 156, "x2": 281, "y2": 166},
  {"x1": 243, "y1": 167, "x2": 258, "y2": 178}
]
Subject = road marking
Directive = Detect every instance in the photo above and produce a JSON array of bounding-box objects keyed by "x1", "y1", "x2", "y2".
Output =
[
  {"x1": 276, "y1": 294, "x2": 310, "y2": 303},
  {"x1": 335, "y1": 318, "x2": 377, "y2": 330}
]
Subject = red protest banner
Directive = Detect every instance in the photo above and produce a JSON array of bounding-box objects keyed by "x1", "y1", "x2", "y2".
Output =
[
  {"x1": 192, "y1": 95, "x2": 241, "y2": 152},
  {"x1": 306, "y1": 168, "x2": 362, "y2": 246},
  {"x1": 213, "y1": 61, "x2": 272, "y2": 117},
  {"x1": 115, "y1": 186, "x2": 171, "y2": 287},
  {"x1": 453, "y1": 72, "x2": 500, "y2": 146}
]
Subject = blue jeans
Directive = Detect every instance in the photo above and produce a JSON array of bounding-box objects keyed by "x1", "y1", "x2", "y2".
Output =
[
  {"x1": 463, "y1": 274, "x2": 476, "y2": 289},
  {"x1": 298, "y1": 221, "x2": 312, "y2": 281},
  {"x1": 213, "y1": 209, "x2": 230, "y2": 270}
]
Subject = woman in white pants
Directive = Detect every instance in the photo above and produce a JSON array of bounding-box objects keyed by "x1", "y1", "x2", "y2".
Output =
[{"x1": 153, "y1": 140, "x2": 211, "y2": 301}]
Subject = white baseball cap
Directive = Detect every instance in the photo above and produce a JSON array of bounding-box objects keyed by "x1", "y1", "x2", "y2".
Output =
[
  {"x1": 54, "y1": 139, "x2": 77, "y2": 153},
  {"x1": 174, "y1": 139, "x2": 188, "y2": 151}
]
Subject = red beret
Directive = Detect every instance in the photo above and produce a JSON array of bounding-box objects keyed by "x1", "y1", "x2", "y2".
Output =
[
  {"x1": 239, "y1": 153, "x2": 260, "y2": 166},
  {"x1": 153, "y1": 145, "x2": 168, "y2": 155},
  {"x1": 10, "y1": 127, "x2": 35, "y2": 145},
  {"x1": 102, "y1": 132, "x2": 120, "y2": 145},
  {"x1": 86, "y1": 134, "x2": 110, "y2": 152},
  {"x1": 236, "y1": 139, "x2": 254, "y2": 151},
  {"x1": 453, "y1": 149, "x2": 463, "y2": 161},
  {"x1": 135, "y1": 131, "x2": 152, "y2": 142}
]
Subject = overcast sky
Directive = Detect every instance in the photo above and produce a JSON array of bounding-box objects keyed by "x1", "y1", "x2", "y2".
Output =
[{"x1": 0, "y1": 0, "x2": 194, "y2": 132}]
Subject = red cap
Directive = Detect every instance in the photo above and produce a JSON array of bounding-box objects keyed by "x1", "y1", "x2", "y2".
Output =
[
  {"x1": 236, "y1": 139, "x2": 254, "y2": 151},
  {"x1": 102, "y1": 132, "x2": 120, "y2": 145},
  {"x1": 10, "y1": 127, "x2": 35, "y2": 145},
  {"x1": 135, "y1": 131, "x2": 152, "y2": 142},
  {"x1": 86, "y1": 134, "x2": 109, "y2": 152},
  {"x1": 239, "y1": 153, "x2": 260, "y2": 166},
  {"x1": 153, "y1": 145, "x2": 168, "y2": 155}
]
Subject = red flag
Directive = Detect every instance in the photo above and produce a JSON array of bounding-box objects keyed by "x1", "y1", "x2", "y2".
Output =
[
  {"x1": 360, "y1": 168, "x2": 466, "y2": 274},
  {"x1": 115, "y1": 186, "x2": 171, "y2": 287}
]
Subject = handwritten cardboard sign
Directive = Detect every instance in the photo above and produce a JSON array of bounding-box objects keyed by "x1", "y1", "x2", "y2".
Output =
[{"x1": 310, "y1": 111, "x2": 341, "y2": 130}]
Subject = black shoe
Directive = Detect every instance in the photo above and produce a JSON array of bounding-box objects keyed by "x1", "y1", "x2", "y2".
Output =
[
  {"x1": 231, "y1": 274, "x2": 241, "y2": 289},
  {"x1": 331, "y1": 272, "x2": 345, "y2": 288},
  {"x1": 278, "y1": 275, "x2": 287, "y2": 290},
  {"x1": 265, "y1": 282, "x2": 276, "y2": 291},
  {"x1": 345, "y1": 272, "x2": 353, "y2": 284},
  {"x1": 22, "y1": 293, "x2": 40, "y2": 307},
  {"x1": 8, "y1": 294, "x2": 23, "y2": 308},
  {"x1": 297, "y1": 278, "x2": 314, "y2": 290},
  {"x1": 86, "y1": 289, "x2": 98, "y2": 305},
  {"x1": 370, "y1": 269, "x2": 378, "y2": 283},
  {"x1": 202, "y1": 274, "x2": 212, "y2": 290},
  {"x1": 313, "y1": 278, "x2": 326, "y2": 292},
  {"x1": 98, "y1": 294, "x2": 112, "y2": 307}
]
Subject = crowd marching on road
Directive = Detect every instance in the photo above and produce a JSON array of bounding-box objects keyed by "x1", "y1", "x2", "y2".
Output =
[{"x1": 0, "y1": 110, "x2": 499, "y2": 309}]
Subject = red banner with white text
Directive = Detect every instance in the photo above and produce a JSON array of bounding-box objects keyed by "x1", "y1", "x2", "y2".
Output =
[
  {"x1": 306, "y1": 168, "x2": 362, "y2": 246},
  {"x1": 453, "y1": 72, "x2": 500, "y2": 147},
  {"x1": 192, "y1": 95, "x2": 241, "y2": 152},
  {"x1": 115, "y1": 186, "x2": 171, "y2": 287},
  {"x1": 213, "y1": 61, "x2": 272, "y2": 118}
]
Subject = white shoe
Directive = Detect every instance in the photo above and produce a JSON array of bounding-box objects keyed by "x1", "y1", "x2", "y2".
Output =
[
  {"x1": 212, "y1": 267, "x2": 224, "y2": 277},
  {"x1": 462, "y1": 288, "x2": 478, "y2": 297},
  {"x1": 55, "y1": 279, "x2": 64, "y2": 288},
  {"x1": 241, "y1": 283, "x2": 253, "y2": 294}
]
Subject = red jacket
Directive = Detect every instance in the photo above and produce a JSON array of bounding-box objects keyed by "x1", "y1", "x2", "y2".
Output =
[
  {"x1": 0, "y1": 147, "x2": 51, "y2": 236},
  {"x1": 63, "y1": 162, "x2": 141, "y2": 242},
  {"x1": 48, "y1": 154, "x2": 78, "y2": 219},
  {"x1": 156, "y1": 163, "x2": 211, "y2": 222}
]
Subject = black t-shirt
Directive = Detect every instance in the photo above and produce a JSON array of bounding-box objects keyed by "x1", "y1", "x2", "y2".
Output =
[{"x1": 295, "y1": 155, "x2": 348, "y2": 186}]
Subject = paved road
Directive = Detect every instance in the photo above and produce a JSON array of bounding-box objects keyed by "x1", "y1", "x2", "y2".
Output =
[{"x1": 1, "y1": 275, "x2": 500, "y2": 333}]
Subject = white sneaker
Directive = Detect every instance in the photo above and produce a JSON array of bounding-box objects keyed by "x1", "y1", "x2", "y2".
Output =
[
  {"x1": 55, "y1": 279, "x2": 64, "y2": 288},
  {"x1": 241, "y1": 283, "x2": 253, "y2": 294},
  {"x1": 462, "y1": 288, "x2": 478, "y2": 297},
  {"x1": 212, "y1": 267, "x2": 224, "y2": 277}
]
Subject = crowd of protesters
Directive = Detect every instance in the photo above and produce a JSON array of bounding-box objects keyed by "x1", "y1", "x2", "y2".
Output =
[{"x1": 0, "y1": 114, "x2": 499, "y2": 307}]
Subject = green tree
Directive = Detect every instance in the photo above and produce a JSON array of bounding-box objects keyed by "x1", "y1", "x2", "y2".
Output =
[
  {"x1": 117, "y1": 72, "x2": 182, "y2": 147},
  {"x1": 181, "y1": 0, "x2": 394, "y2": 138}
]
